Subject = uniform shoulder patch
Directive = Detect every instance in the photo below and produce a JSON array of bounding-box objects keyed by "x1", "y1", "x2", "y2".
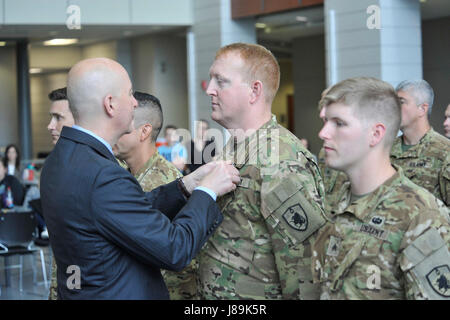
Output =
[
  {"x1": 426, "y1": 265, "x2": 450, "y2": 298},
  {"x1": 282, "y1": 204, "x2": 308, "y2": 231}
]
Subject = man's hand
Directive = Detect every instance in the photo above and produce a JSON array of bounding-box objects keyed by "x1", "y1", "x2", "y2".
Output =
[
  {"x1": 182, "y1": 161, "x2": 240, "y2": 196},
  {"x1": 198, "y1": 161, "x2": 240, "y2": 197}
]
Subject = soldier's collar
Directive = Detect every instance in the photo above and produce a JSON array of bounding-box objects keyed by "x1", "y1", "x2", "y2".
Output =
[
  {"x1": 393, "y1": 128, "x2": 435, "y2": 158},
  {"x1": 341, "y1": 169, "x2": 402, "y2": 221},
  {"x1": 216, "y1": 115, "x2": 278, "y2": 169},
  {"x1": 134, "y1": 152, "x2": 160, "y2": 178}
]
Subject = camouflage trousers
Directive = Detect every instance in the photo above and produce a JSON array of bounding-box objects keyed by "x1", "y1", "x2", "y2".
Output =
[{"x1": 162, "y1": 259, "x2": 198, "y2": 300}]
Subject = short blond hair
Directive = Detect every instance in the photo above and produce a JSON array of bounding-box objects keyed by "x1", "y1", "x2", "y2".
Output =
[
  {"x1": 216, "y1": 43, "x2": 280, "y2": 104},
  {"x1": 320, "y1": 77, "x2": 401, "y2": 148}
]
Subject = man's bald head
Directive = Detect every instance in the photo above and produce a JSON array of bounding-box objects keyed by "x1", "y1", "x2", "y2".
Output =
[{"x1": 67, "y1": 58, "x2": 130, "y2": 122}]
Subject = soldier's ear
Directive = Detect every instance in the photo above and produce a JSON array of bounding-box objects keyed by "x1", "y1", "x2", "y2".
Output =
[
  {"x1": 140, "y1": 124, "x2": 152, "y2": 142},
  {"x1": 249, "y1": 80, "x2": 263, "y2": 105},
  {"x1": 370, "y1": 122, "x2": 386, "y2": 147},
  {"x1": 418, "y1": 103, "x2": 429, "y2": 118}
]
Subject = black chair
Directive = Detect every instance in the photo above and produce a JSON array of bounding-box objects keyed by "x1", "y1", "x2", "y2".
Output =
[{"x1": 0, "y1": 211, "x2": 48, "y2": 293}]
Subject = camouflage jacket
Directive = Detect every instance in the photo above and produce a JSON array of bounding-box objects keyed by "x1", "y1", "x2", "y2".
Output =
[
  {"x1": 312, "y1": 167, "x2": 450, "y2": 300},
  {"x1": 134, "y1": 151, "x2": 182, "y2": 191},
  {"x1": 197, "y1": 115, "x2": 327, "y2": 300},
  {"x1": 390, "y1": 128, "x2": 450, "y2": 206}
]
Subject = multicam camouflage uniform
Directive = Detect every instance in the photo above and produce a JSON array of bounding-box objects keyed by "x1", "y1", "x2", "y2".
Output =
[
  {"x1": 312, "y1": 166, "x2": 450, "y2": 299},
  {"x1": 390, "y1": 128, "x2": 450, "y2": 206},
  {"x1": 197, "y1": 115, "x2": 328, "y2": 300},
  {"x1": 49, "y1": 258, "x2": 58, "y2": 300},
  {"x1": 49, "y1": 152, "x2": 197, "y2": 300},
  {"x1": 134, "y1": 152, "x2": 198, "y2": 300}
]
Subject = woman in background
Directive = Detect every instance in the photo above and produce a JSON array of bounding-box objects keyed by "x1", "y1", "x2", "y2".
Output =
[{"x1": 3, "y1": 144, "x2": 22, "y2": 181}]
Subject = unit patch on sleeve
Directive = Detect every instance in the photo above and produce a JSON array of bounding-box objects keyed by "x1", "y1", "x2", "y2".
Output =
[
  {"x1": 282, "y1": 204, "x2": 308, "y2": 232},
  {"x1": 426, "y1": 265, "x2": 450, "y2": 298}
]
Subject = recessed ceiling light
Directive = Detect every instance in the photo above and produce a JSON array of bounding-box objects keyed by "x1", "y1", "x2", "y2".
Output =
[
  {"x1": 296, "y1": 16, "x2": 308, "y2": 22},
  {"x1": 264, "y1": 28, "x2": 272, "y2": 34},
  {"x1": 30, "y1": 68, "x2": 43, "y2": 74},
  {"x1": 43, "y1": 38, "x2": 78, "y2": 46},
  {"x1": 255, "y1": 23, "x2": 267, "y2": 29}
]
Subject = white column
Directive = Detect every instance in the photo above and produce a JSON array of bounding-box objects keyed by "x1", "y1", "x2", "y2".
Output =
[
  {"x1": 190, "y1": 0, "x2": 256, "y2": 143},
  {"x1": 324, "y1": 0, "x2": 422, "y2": 88}
]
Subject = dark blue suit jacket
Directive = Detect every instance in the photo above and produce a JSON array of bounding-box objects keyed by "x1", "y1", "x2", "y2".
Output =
[{"x1": 40, "y1": 127, "x2": 223, "y2": 299}]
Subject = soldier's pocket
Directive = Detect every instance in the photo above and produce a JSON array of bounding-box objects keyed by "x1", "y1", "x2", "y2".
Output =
[
  {"x1": 262, "y1": 177, "x2": 326, "y2": 246},
  {"x1": 217, "y1": 176, "x2": 261, "y2": 217}
]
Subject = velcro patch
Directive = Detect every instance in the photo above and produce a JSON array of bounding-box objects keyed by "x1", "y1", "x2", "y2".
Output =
[
  {"x1": 369, "y1": 215, "x2": 386, "y2": 228},
  {"x1": 282, "y1": 204, "x2": 308, "y2": 231},
  {"x1": 326, "y1": 236, "x2": 341, "y2": 257},
  {"x1": 357, "y1": 223, "x2": 389, "y2": 241},
  {"x1": 426, "y1": 265, "x2": 450, "y2": 298}
]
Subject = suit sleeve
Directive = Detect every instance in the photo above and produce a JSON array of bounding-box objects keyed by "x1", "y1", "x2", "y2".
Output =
[
  {"x1": 143, "y1": 179, "x2": 187, "y2": 220},
  {"x1": 91, "y1": 165, "x2": 223, "y2": 272}
]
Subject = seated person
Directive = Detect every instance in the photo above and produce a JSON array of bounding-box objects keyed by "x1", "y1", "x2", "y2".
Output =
[{"x1": 0, "y1": 156, "x2": 25, "y2": 208}]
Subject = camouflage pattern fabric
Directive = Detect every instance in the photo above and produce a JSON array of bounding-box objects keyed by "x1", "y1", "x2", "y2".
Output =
[
  {"x1": 48, "y1": 255, "x2": 57, "y2": 300},
  {"x1": 197, "y1": 115, "x2": 328, "y2": 300},
  {"x1": 135, "y1": 152, "x2": 198, "y2": 300},
  {"x1": 440, "y1": 153, "x2": 450, "y2": 207},
  {"x1": 312, "y1": 166, "x2": 450, "y2": 299},
  {"x1": 390, "y1": 128, "x2": 450, "y2": 206}
]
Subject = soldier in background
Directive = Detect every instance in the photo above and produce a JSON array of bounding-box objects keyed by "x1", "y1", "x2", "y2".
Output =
[
  {"x1": 390, "y1": 80, "x2": 450, "y2": 206},
  {"x1": 47, "y1": 87, "x2": 74, "y2": 301},
  {"x1": 197, "y1": 43, "x2": 328, "y2": 300},
  {"x1": 313, "y1": 77, "x2": 450, "y2": 299},
  {"x1": 444, "y1": 103, "x2": 450, "y2": 139},
  {"x1": 113, "y1": 91, "x2": 198, "y2": 300}
]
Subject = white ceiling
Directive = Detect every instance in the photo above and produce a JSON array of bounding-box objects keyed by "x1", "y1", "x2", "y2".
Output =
[{"x1": 0, "y1": 25, "x2": 185, "y2": 46}]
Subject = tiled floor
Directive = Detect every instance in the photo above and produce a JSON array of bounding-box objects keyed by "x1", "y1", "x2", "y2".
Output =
[{"x1": 0, "y1": 243, "x2": 52, "y2": 300}]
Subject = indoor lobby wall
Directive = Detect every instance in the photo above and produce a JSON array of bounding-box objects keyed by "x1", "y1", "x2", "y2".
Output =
[
  {"x1": 422, "y1": 16, "x2": 450, "y2": 136},
  {"x1": 0, "y1": 46, "x2": 18, "y2": 151},
  {"x1": 292, "y1": 34, "x2": 326, "y2": 156},
  {"x1": 131, "y1": 34, "x2": 189, "y2": 133}
]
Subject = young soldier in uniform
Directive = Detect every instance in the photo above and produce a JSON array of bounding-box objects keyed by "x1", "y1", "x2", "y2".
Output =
[
  {"x1": 113, "y1": 91, "x2": 197, "y2": 299},
  {"x1": 317, "y1": 88, "x2": 349, "y2": 214},
  {"x1": 313, "y1": 77, "x2": 450, "y2": 300},
  {"x1": 390, "y1": 80, "x2": 450, "y2": 206},
  {"x1": 47, "y1": 87, "x2": 74, "y2": 301},
  {"x1": 197, "y1": 43, "x2": 327, "y2": 300}
]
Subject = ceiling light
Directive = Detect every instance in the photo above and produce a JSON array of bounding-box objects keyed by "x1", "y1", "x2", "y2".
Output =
[
  {"x1": 255, "y1": 23, "x2": 267, "y2": 29},
  {"x1": 264, "y1": 28, "x2": 272, "y2": 34},
  {"x1": 296, "y1": 16, "x2": 308, "y2": 22},
  {"x1": 29, "y1": 68, "x2": 43, "y2": 74},
  {"x1": 0, "y1": 41, "x2": 6, "y2": 46},
  {"x1": 43, "y1": 38, "x2": 79, "y2": 46}
]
